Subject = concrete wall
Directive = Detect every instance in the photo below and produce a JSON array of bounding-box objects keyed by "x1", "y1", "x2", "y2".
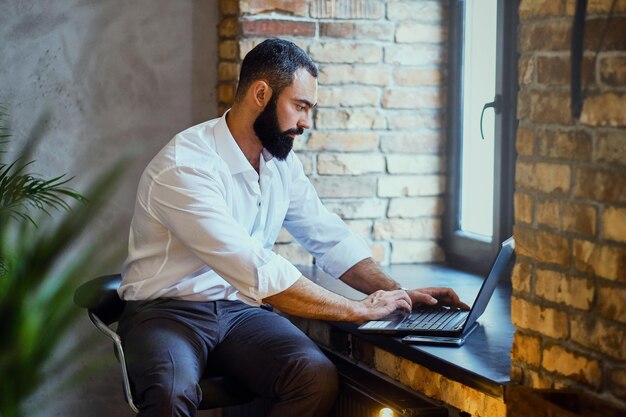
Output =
[{"x1": 0, "y1": 1, "x2": 218, "y2": 415}]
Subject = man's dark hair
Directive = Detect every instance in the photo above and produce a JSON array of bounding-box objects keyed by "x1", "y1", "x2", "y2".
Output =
[{"x1": 235, "y1": 38, "x2": 318, "y2": 102}]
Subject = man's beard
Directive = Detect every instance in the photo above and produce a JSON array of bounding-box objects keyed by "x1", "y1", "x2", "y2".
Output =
[{"x1": 253, "y1": 98, "x2": 303, "y2": 160}]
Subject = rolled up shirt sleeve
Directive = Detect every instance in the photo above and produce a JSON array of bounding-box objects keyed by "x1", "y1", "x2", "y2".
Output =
[{"x1": 148, "y1": 166, "x2": 301, "y2": 303}]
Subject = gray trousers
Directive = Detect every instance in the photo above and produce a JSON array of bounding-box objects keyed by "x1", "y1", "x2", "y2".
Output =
[{"x1": 117, "y1": 299, "x2": 338, "y2": 417}]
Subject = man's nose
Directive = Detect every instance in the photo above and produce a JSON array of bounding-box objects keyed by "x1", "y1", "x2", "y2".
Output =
[{"x1": 298, "y1": 112, "x2": 312, "y2": 130}]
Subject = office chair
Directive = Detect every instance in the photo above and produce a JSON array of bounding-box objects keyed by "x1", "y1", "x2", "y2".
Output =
[{"x1": 73, "y1": 274, "x2": 256, "y2": 413}]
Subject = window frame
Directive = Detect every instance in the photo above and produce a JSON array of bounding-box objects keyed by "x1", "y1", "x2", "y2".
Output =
[{"x1": 443, "y1": 0, "x2": 519, "y2": 275}]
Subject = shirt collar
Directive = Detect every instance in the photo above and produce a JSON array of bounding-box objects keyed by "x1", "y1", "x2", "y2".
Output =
[
  {"x1": 214, "y1": 110, "x2": 254, "y2": 176},
  {"x1": 214, "y1": 110, "x2": 275, "y2": 175}
]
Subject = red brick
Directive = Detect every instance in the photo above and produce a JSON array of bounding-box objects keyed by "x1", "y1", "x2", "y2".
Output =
[
  {"x1": 519, "y1": 54, "x2": 535, "y2": 85},
  {"x1": 520, "y1": 21, "x2": 571, "y2": 52},
  {"x1": 536, "y1": 199, "x2": 561, "y2": 230},
  {"x1": 516, "y1": 127, "x2": 534, "y2": 156},
  {"x1": 514, "y1": 192, "x2": 533, "y2": 224},
  {"x1": 511, "y1": 332, "x2": 541, "y2": 367},
  {"x1": 514, "y1": 226, "x2": 570, "y2": 267},
  {"x1": 516, "y1": 161, "x2": 571, "y2": 194},
  {"x1": 573, "y1": 239, "x2": 626, "y2": 282},
  {"x1": 536, "y1": 129, "x2": 592, "y2": 161},
  {"x1": 220, "y1": 0, "x2": 239, "y2": 15},
  {"x1": 571, "y1": 315, "x2": 626, "y2": 360},
  {"x1": 218, "y1": 62, "x2": 239, "y2": 81},
  {"x1": 563, "y1": 203, "x2": 596, "y2": 236},
  {"x1": 599, "y1": 56, "x2": 626, "y2": 86},
  {"x1": 535, "y1": 268, "x2": 594, "y2": 310},
  {"x1": 536, "y1": 55, "x2": 594, "y2": 87},
  {"x1": 528, "y1": 92, "x2": 572, "y2": 125},
  {"x1": 511, "y1": 296, "x2": 570, "y2": 339},
  {"x1": 517, "y1": 90, "x2": 531, "y2": 120},
  {"x1": 320, "y1": 22, "x2": 354, "y2": 38},
  {"x1": 597, "y1": 285, "x2": 626, "y2": 323},
  {"x1": 585, "y1": 17, "x2": 626, "y2": 51},
  {"x1": 574, "y1": 167, "x2": 626, "y2": 203},
  {"x1": 219, "y1": 17, "x2": 240, "y2": 37},
  {"x1": 323, "y1": 21, "x2": 396, "y2": 40},
  {"x1": 596, "y1": 131, "x2": 626, "y2": 166},
  {"x1": 519, "y1": 0, "x2": 565, "y2": 19},
  {"x1": 512, "y1": 262, "x2": 533, "y2": 294},
  {"x1": 219, "y1": 40, "x2": 239, "y2": 60},
  {"x1": 566, "y1": 0, "x2": 626, "y2": 14},
  {"x1": 217, "y1": 83, "x2": 236, "y2": 105},
  {"x1": 610, "y1": 368, "x2": 626, "y2": 399},
  {"x1": 242, "y1": 19, "x2": 316, "y2": 37},
  {"x1": 542, "y1": 345, "x2": 602, "y2": 388},
  {"x1": 602, "y1": 206, "x2": 626, "y2": 243},
  {"x1": 580, "y1": 93, "x2": 626, "y2": 127}
]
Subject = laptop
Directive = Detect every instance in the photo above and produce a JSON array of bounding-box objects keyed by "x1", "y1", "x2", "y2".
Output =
[{"x1": 358, "y1": 237, "x2": 515, "y2": 337}]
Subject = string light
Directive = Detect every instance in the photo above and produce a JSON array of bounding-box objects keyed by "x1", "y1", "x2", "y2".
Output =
[{"x1": 379, "y1": 408, "x2": 394, "y2": 417}]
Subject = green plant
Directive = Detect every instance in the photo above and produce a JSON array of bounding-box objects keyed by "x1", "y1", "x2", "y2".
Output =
[
  {"x1": 0, "y1": 107, "x2": 85, "y2": 226},
  {"x1": 0, "y1": 108, "x2": 124, "y2": 417}
]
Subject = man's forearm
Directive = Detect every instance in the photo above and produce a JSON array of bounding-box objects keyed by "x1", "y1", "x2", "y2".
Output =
[
  {"x1": 263, "y1": 276, "x2": 361, "y2": 321},
  {"x1": 262, "y1": 275, "x2": 411, "y2": 323},
  {"x1": 339, "y1": 258, "x2": 401, "y2": 294}
]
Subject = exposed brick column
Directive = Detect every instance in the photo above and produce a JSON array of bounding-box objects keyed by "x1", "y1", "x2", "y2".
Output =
[
  {"x1": 217, "y1": 0, "x2": 448, "y2": 266},
  {"x1": 512, "y1": 0, "x2": 626, "y2": 409}
]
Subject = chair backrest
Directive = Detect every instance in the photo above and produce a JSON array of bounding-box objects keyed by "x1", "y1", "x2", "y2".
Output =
[{"x1": 74, "y1": 274, "x2": 126, "y2": 325}]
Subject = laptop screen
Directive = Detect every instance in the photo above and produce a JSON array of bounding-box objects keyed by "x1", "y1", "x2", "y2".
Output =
[{"x1": 462, "y1": 237, "x2": 515, "y2": 330}]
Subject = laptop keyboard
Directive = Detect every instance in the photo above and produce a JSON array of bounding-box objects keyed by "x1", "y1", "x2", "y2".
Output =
[{"x1": 397, "y1": 307, "x2": 465, "y2": 331}]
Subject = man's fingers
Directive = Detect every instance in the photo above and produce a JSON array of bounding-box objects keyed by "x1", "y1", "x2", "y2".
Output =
[
  {"x1": 408, "y1": 287, "x2": 470, "y2": 309},
  {"x1": 458, "y1": 300, "x2": 471, "y2": 310},
  {"x1": 396, "y1": 298, "x2": 412, "y2": 314},
  {"x1": 410, "y1": 291, "x2": 438, "y2": 305},
  {"x1": 393, "y1": 289, "x2": 413, "y2": 308},
  {"x1": 362, "y1": 290, "x2": 413, "y2": 318}
]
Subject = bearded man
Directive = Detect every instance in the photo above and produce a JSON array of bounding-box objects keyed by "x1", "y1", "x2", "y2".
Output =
[{"x1": 118, "y1": 38, "x2": 468, "y2": 417}]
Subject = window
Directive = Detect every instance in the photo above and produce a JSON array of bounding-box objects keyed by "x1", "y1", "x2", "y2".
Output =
[{"x1": 443, "y1": 0, "x2": 519, "y2": 275}]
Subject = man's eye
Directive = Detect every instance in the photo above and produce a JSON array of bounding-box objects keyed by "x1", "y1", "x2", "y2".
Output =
[{"x1": 296, "y1": 105, "x2": 304, "y2": 111}]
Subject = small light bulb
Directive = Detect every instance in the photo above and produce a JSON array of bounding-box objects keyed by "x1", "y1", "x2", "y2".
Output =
[{"x1": 379, "y1": 408, "x2": 394, "y2": 417}]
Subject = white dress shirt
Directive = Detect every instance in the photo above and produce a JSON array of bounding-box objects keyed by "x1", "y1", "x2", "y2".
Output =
[{"x1": 119, "y1": 113, "x2": 371, "y2": 305}]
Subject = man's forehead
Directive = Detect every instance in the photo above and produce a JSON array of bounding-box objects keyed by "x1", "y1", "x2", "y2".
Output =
[{"x1": 288, "y1": 68, "x2": 318, "y2": 102}]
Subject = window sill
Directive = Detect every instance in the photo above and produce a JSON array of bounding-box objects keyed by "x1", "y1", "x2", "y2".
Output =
[{"x1": 294, "y1": 264, "x2": 515, "y2": 398}]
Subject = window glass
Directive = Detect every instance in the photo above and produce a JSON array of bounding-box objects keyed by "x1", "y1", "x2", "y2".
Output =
[{"x1": 460, "y1": 0, "x2": 498, "y2": 239}]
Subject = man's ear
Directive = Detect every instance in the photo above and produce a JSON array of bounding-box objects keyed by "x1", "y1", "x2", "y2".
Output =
[{"x1": 251, "y1": 80, "x2": 273, "y2": 108}]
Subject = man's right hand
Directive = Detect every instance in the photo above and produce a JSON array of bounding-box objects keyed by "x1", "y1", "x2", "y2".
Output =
[{"x1": 353, "y1": 289, "x2": 412, "y2": 323}]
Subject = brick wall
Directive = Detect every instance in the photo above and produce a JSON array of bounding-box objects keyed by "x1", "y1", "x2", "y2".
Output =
[
  {"x1": 218, "y1": 0, "x2": 448, "y2": 265},
  {"x1": 512, "y1": 0, "x2": 626, "y2": 409}
]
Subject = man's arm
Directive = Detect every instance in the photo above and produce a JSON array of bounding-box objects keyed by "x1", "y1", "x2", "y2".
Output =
[
  {"x1": 263, "y1": 276, "x2": 412, "y2": 323},
  {"x1": 340, "y1": 258, "x2": 470, "y2": 310}
]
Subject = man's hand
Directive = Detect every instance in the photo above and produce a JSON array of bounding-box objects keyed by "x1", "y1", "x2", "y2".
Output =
[
  {"x1": 353, "y1": 289, "x2": 412, "y2": 323},
  {"x1": 405, "y1": 287, "x2": 471, "y2": 310}
]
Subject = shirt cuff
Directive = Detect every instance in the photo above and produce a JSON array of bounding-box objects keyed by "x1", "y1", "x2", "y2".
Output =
[
  {"x1": 250, "y1": 254, "x2": 302, "y2": 303},
  {"x1": 316, "y1": 234, "x2": 372, "y2": 279}
]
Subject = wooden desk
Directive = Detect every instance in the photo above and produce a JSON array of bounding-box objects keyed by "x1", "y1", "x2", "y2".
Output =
[{"x1": 292, "y1": 264, "x2": 515, "y2": 416}]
